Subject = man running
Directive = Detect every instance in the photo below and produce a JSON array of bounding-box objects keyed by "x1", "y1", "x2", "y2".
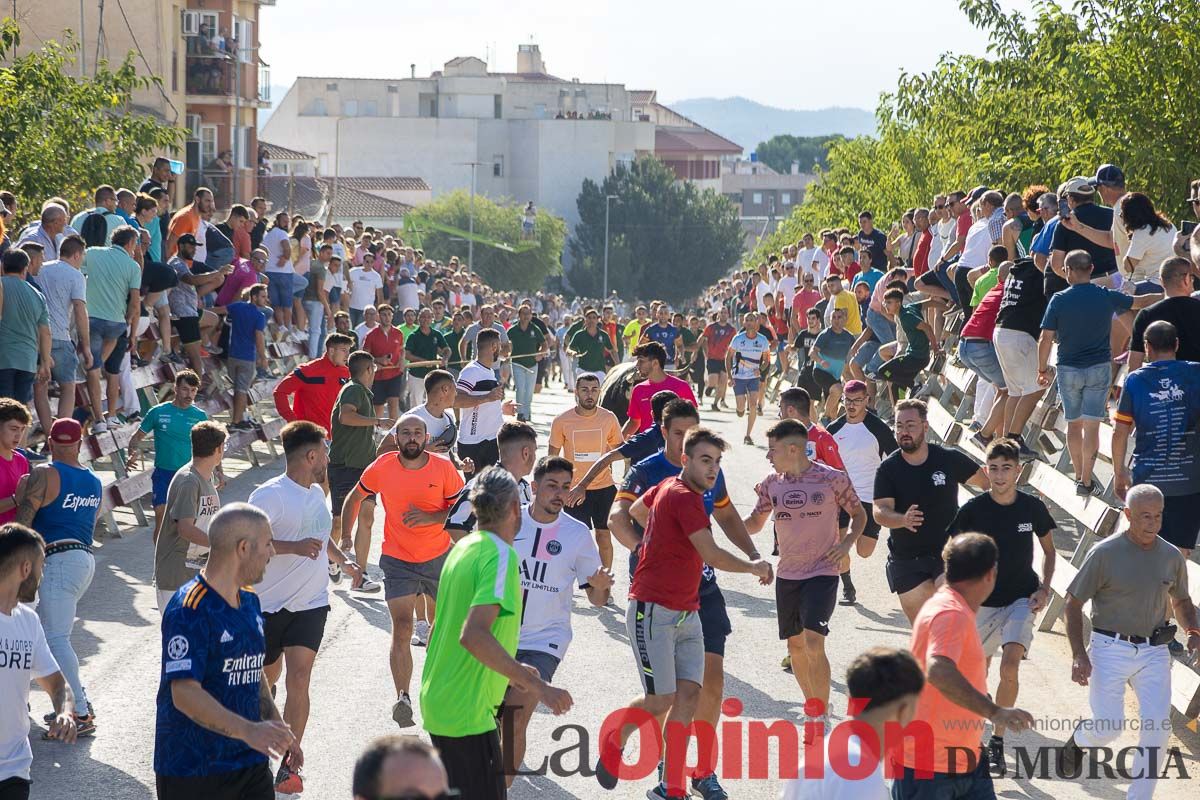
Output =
[
  {"x1": 456, "y1": 328, "x2": 514, "y2": 472},
  {"x1": 873, "y1": 399, "x2": 988, "y2": 622},
  {"x1": 598, "y1": 428, "x2": 772, "y2": 800},
  {"x1": 697, "y1": 308, "x2": 736, "y2": 411},
  {"x1": 566, "y1": 391, "x2": 678, "y2": 500},
  {"x1": 446, "y1": 421, "x2": 538, "y2": 538},
  {"x1": 127, "y1": 369, "x2": 207, "y2": 541},
  {"x1": 726, "y1": 312, "x2": 772, "y2": 445},
  {"x1": 273, "y1": 332, "x2": 353, "y2": 433},
  {"x1": 500, "y1": 456, "x2": 613, "y2": 786},
  {"x1": 947, "y1": 437, "x2": 1056, "y2": 771},
  {"x1": 17, "y1": 418, "x2": 102, "y2": 737},
  {"x1": 550, "y1": 374, "x2": 624, "y2": 571},
  {"x1": 154, "y1": 504, "x2": 298, "y2": 800},
  {"x1": 744, "y1": 420, "x2": 865, "y2": 733},
  {"x1": 250, "y1": 421, "x2": 364, "y2": 794},
  {"x1": 340, "y1": 413, "x2": 464, "y2": 728},
  {"x1": 638, "y1": 305, "x2": 684, "y2": 371},
  {"x1": 625, "y1": 342, "x2": 697, "y2": 435}
]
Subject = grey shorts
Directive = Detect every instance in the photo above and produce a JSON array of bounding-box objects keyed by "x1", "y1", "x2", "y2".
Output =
[
  {"x1": 380, "y1": 552, "x2": 448, "y2": 600},
  {"x1": 50, "y1": 339, "x2": 80, "y2": 384},
  {"x1": 227, "y1": 357, "x2": 256, "y2": 393},
  {"x1": 976, "y1": 597, "x2": 1035, "y2": 658},
  {"x1": 626, "y1": 599, "x2": 704, "y2": 696},
  {"x1": 516, "y1": 649, "x2": 561, "y2": 682}
]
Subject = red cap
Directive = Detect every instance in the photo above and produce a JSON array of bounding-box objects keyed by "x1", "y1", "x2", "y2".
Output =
[{"x1": 49, "y1": 418, "x2": 83, "y2": 445}]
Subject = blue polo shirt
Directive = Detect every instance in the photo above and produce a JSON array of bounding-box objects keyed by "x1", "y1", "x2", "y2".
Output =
[{"x1": 1040, "y1": 282, "x2": 1133, "y2": 368}]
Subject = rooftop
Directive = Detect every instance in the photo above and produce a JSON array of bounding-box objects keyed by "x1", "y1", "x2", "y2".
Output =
[
  {"x1": 259, "y1": 140, "x2": 314, "y2": 161},
  {"x1": 655, "y1": 125, "x2": 743, "y2": 156},
  {"x1": 336, "y1": 176, "x2": 431, "y2": 193}
]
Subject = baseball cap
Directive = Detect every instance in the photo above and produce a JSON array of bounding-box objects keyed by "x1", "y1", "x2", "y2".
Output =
[
  {"x1": 1090, "y1": 164, "x2": 1125, "y2": 188},
  {"x1": 50, "y1": 418, "x2": 83, "y2": 445},
  {"x1": 1058, "y1": 177, "x2": 1095, "y2": 196},
  {"x1": 176, "y1": 233, "x2": 198, "y2": 246},
  {"x1": 965, "y1": 185, "x2": 990, "y2": 204}
]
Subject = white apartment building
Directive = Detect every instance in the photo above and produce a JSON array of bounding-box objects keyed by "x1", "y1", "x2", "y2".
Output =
[{"x1": 261, "y1": 45, "x2": 655, "y2": 238}]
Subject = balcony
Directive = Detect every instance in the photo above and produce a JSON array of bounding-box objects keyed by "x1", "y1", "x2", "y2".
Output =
[{"x1": 185, "y1": 53, "x2": 271, "y2": 108}]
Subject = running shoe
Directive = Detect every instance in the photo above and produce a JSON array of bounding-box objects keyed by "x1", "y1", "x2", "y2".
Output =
[
  {"x1": 328, "y1": 561, "x2": 343, "y2": 584},
  {"x1": 1014, "y1": 436, "x2": 1039, "y2": 461},
  {"x1": 230, "y1": 420, "x2": 257, "y2": 432},
  {"x1": 72, "y1": 714, "x2": 97, "y2": 737},
  {"x1": 710, "y1": 402, "x2": 719, "y2": 412},
  {"x1": 1058, "y1": 734, "x2": 1083, "y2": 775},
  {"x1": 780, "y1": 654, "x2": 792, "y2": 672},
  {"x1": 1075, "y1": 480, "x2": 1096, "y2": 497},
  {"x1": 351, "y1": 576, "x2": 382, "y2": 594},
  {"x1": 594, "y1": 731, "x2": 623, "y2": 789},
  {"x1": 646, "y1": 783, "x2": 687, "y2": 800},
  {"x1": 392, "y1": 693, "x2": 415, "y2": 728},
  {"x1": 802, "y1": 714, "x2": 830, "y2": 745},
  {"x1": 44, "y1": 700, "x2": 94, "y2": 725},
  {"x1": 840, "y1": 584, "x2": 857, "y2": 606},
  {"x1": 411, "y1": 619, "x2": 431, "y2": 646},
  {"x1": 987, "y1": 736, "x2": 1005, "y2": 775},
  {"x1": 91, "y1": 419, "x2": 109, "y2": 434},
  {"x1": 275, "y1": 759, "x2": 303, "y2": 794},
  {"x1": 690, "y1": 773, "x2": 729, "y2": 799},
  {"x1": 743, "y1": 435, "x2": 753, "y2": 446},
  {"x1": 970, "y1": 432, "x2": 992, "y2": 451}
]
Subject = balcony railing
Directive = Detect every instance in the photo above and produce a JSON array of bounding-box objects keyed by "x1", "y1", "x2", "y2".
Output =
[{"x1": 186, "y1": 54, "x2": 236, "y2": 96}]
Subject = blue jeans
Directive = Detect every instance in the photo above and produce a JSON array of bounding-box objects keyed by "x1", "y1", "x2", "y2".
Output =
[
  {"x1": 0, "y1": 369, "x2": 34, "y2": 404},
  {"x1": 891, "y1": 754, "x2": 995, "y2": 799},
  {"x1": 303, "y1": 300, "x2": 326, "y2": 358},
  {"x1": 1057, "y1": 362, "x2": 1110, "y2": 421},
  {"x1": 958, "y1": 340, "x2": 1006, "y2": 388},
  {"x1": 866, "y1": 307, "x2": 896, "y2": 345},
  {"x1": 512, "y1": 362, "x2": 536, "y2": 419},
  {"x1": 37, "y1": 549, "x2": 96, "y2": 709},
  {"x1": 265, "y1": 271, "x2": 294, "y2": 309}
]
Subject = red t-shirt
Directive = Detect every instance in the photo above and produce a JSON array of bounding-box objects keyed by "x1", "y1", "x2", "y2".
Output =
[
  {"x1": 702, "y1": 322, "x2": 736, "y2": 360},
  {"x1": 960, "y1": 282, "x2": 1004, "y2": 341},
  {"x1": 629, "y1": 477, "x2": 710, "y2": 611},
  {"x1": 913, "y1": 229, "x2": 933, "y2": 276},
  {"x1": 627, "y1": 376, "x2": 698, "y2": 432},
  {"x1": 364, "y1": 326, "x2": 405, "y2": 380},
  {"x1": 791, "y1": 288, "x2": 821, "y2": 320},
  {"x1": 955, "y1": 209, "x2": 972, "y2": 240},
  {"x1": 843, "y1": 262, "x2": 861, "y2": 283},
  {"x1": 807, "y1": 423, "x2": 844, "y2": 470},
  {"x1": 272, "y1": 355, "x2": 350, "y2": 433}
]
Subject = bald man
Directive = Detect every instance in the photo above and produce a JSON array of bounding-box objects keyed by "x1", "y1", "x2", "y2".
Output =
[{"x1": 352, "y1": 736, "x2": 450, "y2": 800}]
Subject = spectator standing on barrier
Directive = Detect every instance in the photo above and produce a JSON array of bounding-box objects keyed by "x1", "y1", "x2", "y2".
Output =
[
  {"x1": 16, "y1": 418, "x2": 102, "y2": 737},
  {"x1": 993, "y1": 255, "x2": 1048, "y2": 453},
  {"x1": 1061, "y1": 484, "x2": 1200, "y2": 800},
  {"x1": 262, "y1": 212, "x2": 295, "y2": 334},
  {"x1": 1037, "y1": 250, "x2": 1158, "y2": 496},
  {"x1": 127, "y1": 370, "x2": 208, "y2": 542},
  {"x1": 875, "y1": 288, "x2": 938, "y2": 401},
  {"x1": 168, "y1": 233, "x2": 233, "y2": 376},
  {"x1": 1050, "y1": 177, "x2": 1119, "y2": 291},
  {"x1": 225, "y1": 283, "x2": 270, "y2": 430},
  {"x1": 1113, "y1": 320, "x2": 1200, "y2": 559},
  {"x1": 1127, "y1": 257, "x2": 1200, "y2": 372},
  {"x1": 0, "y1": 250, "x2": 50, "y2": 405}
]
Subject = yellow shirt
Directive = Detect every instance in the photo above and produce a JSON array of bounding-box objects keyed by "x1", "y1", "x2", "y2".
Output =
[
  {"x1": 622, "y1": 319, "x2": 644, "y2": 350},
  {"x1": 826, "y1": 290, "x2": 863, "y2": 336}
]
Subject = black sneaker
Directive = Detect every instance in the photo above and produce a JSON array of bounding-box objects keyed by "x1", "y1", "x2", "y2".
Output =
[
  {"x1": 840, "y1": 585, "x2": 857, "y2": 606},
  {"x1": 987, "y1": 736, "x2": 1005, "y2": 775},
  {"x1": 1058, "y1": 734, "x2": 1083, "y2": 775},
  {"x1": 1075, "y1": 480, "x2": 1096, "y2": 497}
]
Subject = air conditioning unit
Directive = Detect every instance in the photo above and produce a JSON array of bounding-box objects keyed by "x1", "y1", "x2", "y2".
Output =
[
  {"x1": 181, "y1": 10, "x2": 200, "y2": 36},
  {"x1": 186, "y1": 114, "x2": 202, "y2": 140}
]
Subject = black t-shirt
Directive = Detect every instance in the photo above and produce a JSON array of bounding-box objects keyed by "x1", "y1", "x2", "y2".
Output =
[
  {"x1": 996, "y1": 258, "x2": 1048, "y2": 338},
  {"x1": 250, "y1": 218, "x2": 267, "y2": 251},
  {"x1": 794, "y1": 330, "x2": 820, "y2": 368},
  {"x1": 1050, "y1": 201, "x2": 1118, "y2": 276},
  {"x1": 857, "y1": 228, "x2": 888, "y2": 269},
  {"x1": 139, "y1": 177, "x2": 165, "y2": 193},
  {"x1": 1130, "y1": 296, "x2": 1200, "y2": 361},
  {"x1": 948, "y1": 491, "x2": 1055, "y2": 607},
  {"x1": 873, "y1": 444, "x2": 979, "y2": 560}
]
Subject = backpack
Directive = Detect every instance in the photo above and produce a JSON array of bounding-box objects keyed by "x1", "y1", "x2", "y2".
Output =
[{"x1": 80, "y1": 210, "x2": 115, "y2": 248}]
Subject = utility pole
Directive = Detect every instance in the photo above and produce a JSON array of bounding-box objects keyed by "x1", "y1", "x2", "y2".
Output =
[
  {"x1": 603, "y1": 194, "x2": 617, "y2": 298},
  {"x1": 455, "y1": 161, "x2": 483, "y2": 268}
]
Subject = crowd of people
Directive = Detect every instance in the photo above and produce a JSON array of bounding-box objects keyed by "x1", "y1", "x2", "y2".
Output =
[{"x1": 0, "y1": 160, "x2": 1198, "y2": 800}]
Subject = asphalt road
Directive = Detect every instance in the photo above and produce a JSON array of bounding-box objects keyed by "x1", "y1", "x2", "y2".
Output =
[{"x1": 27, "y1": 381, "x2": 1200, "y2": 799}]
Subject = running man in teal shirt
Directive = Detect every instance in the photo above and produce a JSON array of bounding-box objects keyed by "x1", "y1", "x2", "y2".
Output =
[{"x1": 126, "y1": 369, "x2": 209, "y2": 540}]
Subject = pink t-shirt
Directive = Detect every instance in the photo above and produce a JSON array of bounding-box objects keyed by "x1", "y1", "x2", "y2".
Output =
[
  {"x1": 627, "y1": 376, "x2": 697, "y2": 432},
  {"x1": 753, "y1": 463, "x2": 859, "y2": 580},
  {"x1": 0, "y1": 449, "x2": 29, "y2": 524},
  {"x1": 791, "y1": 288, "x2": 821, "y2": 319},
  {"x1": 215, "y1": 258, "x2": 260, "y2": 306}
]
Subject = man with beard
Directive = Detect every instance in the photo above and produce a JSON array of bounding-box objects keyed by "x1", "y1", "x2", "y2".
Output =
[
  {"x1": 0, "y1": 524, "x2": 78, "y2": 800},
  {"x1": 340, "y1": 414, "x2": 464, "y2": 729},
  {"x1": 873, "y1": 400, "x2": 989, "y2": 623}
]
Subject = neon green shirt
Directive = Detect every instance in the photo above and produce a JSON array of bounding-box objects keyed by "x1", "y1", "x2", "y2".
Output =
[
  {"x1": 420, "y1": 530, "x2": 521, "y2": 737},
  {"x1": 970, "y1": 268, "x2": 999, "y2": 308},
  {"x1": 622, "y1": 319, "x2": 644, "y2": 349}
]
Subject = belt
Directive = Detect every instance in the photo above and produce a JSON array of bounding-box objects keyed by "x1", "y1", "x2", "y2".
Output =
[
  {"x1": 1094, "y1": 627, "x2": 1151, "y2": 645},
  {"x1": 45, "y1": 541, "x2": 93, "y2": 557},
  {"x1": 962, "y1": 337, "x2": 990, "y2": 344}
]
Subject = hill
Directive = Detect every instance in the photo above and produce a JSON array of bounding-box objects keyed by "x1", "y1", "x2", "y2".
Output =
[{"x1": 667, "y1": 96, "x2": 875, "y2": 155}]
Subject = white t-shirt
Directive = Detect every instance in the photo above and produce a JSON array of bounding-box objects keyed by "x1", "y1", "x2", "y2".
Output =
[
  {"x1": 250, "y1": 474, "x2": 333, "y2": 613},
  {"x1": 355, "y1": 321, "x2": 378, "y2": 343},
  {"x1": 263, "y1": 227, "x2": 292, "y2": 274},
  {"x1": 327, "y1": 263, "x2": 346, "y2": 291},
  {"x1": 513, "y1": 507, "x2": 602, "y2": 658},
  {"x1": 399, "y1": 403, "x2": 456, "y2": 444},
  {"x1": 456, "y1": 360, "x2": 505, "y2": 445},
  {"x1": 755, "y1": 279, "x2": 774, "y2": 312},
  {"x1": 1124, "y1": 224, "x2": 1178, "y2": 284},
  {"x1": 0, "y1": 605, "x2": 59, "y2": 781},
  {"x1": 776, "y1": 274, "x2": 799, "y2": 301},
  {"x1": 829, "y1": 419, "x2": 888, "y2": 501},
  {"x1": 348, "y1": 267, "x2": 383, "y2": 310},
  {"x1": 935, "y1": 217, "x2": 957, "y2": 262},
  {"x1": 779, "y1": 736, "x2": 885, "y2": 800},
  {"x1": 958, "y1": 217, "x2": 992, "y2": 271},
  {"x1": 1111, "y1": 194, "x2": 1129, "y2": 262},
  {"x1": 395, "y1": 280, "x2": 421, "y2": 313}
]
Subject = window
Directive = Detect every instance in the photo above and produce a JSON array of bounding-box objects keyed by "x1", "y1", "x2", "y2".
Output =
[
  {"x1": 199, "y1": 124, "x2": 218, "y2": 166},
  {"x1": 234, "y1": 18, "x2": 253, "y2": 62},
  {"x1": 197, "y1": 12, "x2": 218, "y2": 44},
  {"x1": 342, "y1": 99, "x2": 358, "y2": 116},
  {"x1": 752, "y1": 192, "x2": 763, "y2": 205},
  {"x1": 781, "y1": 192, "x2": 791, "y2": 205},
  {"x1": 493, "y1": 156, "x2": 504, "y2": 178},
  {"x1": 275, "y1": 162, "x2": 289, "y2": 176},
  {"x1": 494, "y1": 94, "x2": 502, "y2": 119},
  {"x1": 304, "y1": 98, "x2": 327, "y2": 116},
  {"x1": 387, "y1": 84, "x2": 399, "y2": 93},
  {"x1": 419, "y1": 93, "x2": 438, "y2": 118},
  {"x1": 362, "y1": 100, "x2": 378, "y2": 116},
  {"x1": 172, "y1": 50, "x2": 178, "y2": 92},
  {"x1": 326, "y1": 82, "x2": 339, "y2": 91},
  {"x1": 238, "y1": 127, "x2": 254, "y2": 169}
]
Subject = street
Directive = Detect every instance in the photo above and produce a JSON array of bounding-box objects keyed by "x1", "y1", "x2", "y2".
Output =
[{"x1": 28, "y1": 382, "x2": 1200, "y2": 799}]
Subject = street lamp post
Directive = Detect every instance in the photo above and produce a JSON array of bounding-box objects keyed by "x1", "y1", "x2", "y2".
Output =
[
  {"x1": 454, "y1": 161, "x2": 483, "y2": 269},
  {"x1": 603, "y1": 194, "x2": 617, "y2": 298}
]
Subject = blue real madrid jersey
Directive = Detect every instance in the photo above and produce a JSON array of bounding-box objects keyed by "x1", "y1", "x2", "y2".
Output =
[{"x1": 154, "y1": 576, "x2": 268, "y2": 777}]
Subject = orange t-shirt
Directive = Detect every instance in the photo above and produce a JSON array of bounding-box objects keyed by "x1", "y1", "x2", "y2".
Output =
[
  {"x1": 358, "y1": 451, "x2": 464, "y2": 563},
  {"x1": 167, "y1": 205, "x2": 200, "y2": 257},
  {"x1": 548, "y1": 407, "x2": 624, "y2": 489},
  {"x1": 902, "y1": 585, "x2": 987, "y2": 775}
]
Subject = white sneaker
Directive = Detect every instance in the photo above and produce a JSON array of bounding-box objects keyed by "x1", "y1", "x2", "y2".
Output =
[
  {"x1": 391, "y1": 693, "x2": 415, "y2": 728},
  {"x1": 92, "y1": 419, "x2": 109, "y2": 434},
  {"x1": 328, "y1": 561, "x2": 343, "y2": 584},
  {"x1": 411, "y1": 619, "x2": 430, "y2": 646},
  {"x1": 351, "y1": 576, "x2": 382, "y2": 594}
]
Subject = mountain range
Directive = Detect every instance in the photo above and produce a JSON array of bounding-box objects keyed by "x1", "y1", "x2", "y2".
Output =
[{"x1": 667, "y1": 96, "x2": 876, "y2": 154}]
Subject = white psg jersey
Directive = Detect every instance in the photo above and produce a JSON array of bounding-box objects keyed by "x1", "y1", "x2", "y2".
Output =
[{"x1": 512, "y1": 507, "x2": 602, "y2": 658}]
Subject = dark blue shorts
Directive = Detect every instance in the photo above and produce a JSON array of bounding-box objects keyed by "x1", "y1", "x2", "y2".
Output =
[
  {"x1": 152, "y1": 467, "x2": 177, "y2": 507},
  {"x1": 699, "y1": 585, "x2": 732, "y2": 657}
]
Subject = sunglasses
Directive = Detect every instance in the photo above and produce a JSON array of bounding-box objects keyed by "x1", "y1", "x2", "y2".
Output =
[{"x1": 934, "y1": 204, "x2": 946, "y2": 210}]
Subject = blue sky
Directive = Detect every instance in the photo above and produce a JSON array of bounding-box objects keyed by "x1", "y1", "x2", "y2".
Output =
[{"x1": 261, "y1": 0, "x2": 1034, "y2": 111}]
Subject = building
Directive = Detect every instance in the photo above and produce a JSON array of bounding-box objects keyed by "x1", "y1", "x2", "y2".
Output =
[
  {"x1": 13, "y1": 0, "x2": 271, "y2": 208},
  {"x1": 721, "y1": 159, "x2": 816, "y2": 249},
  {"x1": 261, "y1": 45, "x2": 655, "y2": 240},
  {"x1": 631, "y1": 89, "x2": 742, "y2": 192}
]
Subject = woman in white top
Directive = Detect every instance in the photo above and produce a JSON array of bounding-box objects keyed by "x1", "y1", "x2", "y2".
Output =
[
  {"x1": 889, "y1": 211, "x2": 917, "y2": 267},
  {"x1": 1119, "y1": 192, "x2": 1178, "y2": 287}
]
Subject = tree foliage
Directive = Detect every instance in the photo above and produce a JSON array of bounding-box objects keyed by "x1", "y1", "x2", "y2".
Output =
[
  {"x1": 0, "y1": 18, "x2": 181, "y2": 217},
  {"x1": 412, "y1": 190, "x2": 565, "y2": 292},
  {"x1": 753, "y1": 0, "x2": 1200, "y2": 261},
  {"x1": 753, "y1": 134, "x2": 845, "y2": 175},
  {"x1": 569, "y1": 156, "x2": 743, "y2": 303}
]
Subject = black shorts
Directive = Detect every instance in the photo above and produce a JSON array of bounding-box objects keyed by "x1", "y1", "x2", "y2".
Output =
[
  {"x1": 373, "y1": 373, "x2": 405, "y2": 401},
  {"x1": 564, "y1": 485, "x2": 617, "y2": 530},
  {"x1": 155, "y1": 762, "x2": 273, "y2": 800},
  {"x1": 876, "y1": 352, "x2": 927, "y2": 389},
  {"x1": 141, "y1": 260, "x2": 179, "y2": 295},
  {"x1": 263, "y1": 605, "x2": 330, "y2": 664},
  {"x1": 0, "y1": 777, "x2": 30, "y2": 800},
  {"x1": 885, "y1": 554, "x2": 944, "y2": 595},
  {"x1": 458, "y1": 439, "x2": 499, "y2": 473},
  {"x1": 174, "y1": 316, "x2": 202, "y2": 346},
  {"x1": 516, "y1": 649, "x2": 560, "y2": 682},
  {"x1": 813, "y1": 367, "x2": 841, "y2": 393},
  {"x1": 328, "y1": 465, "x2": 364, "y2": 517},
  {"x1": 837, "y1": 500, "x2": 882, "y2": 539},
  {"x1": 776, "y1": 575, "x2": 839, "y2": 638},
  {"x1": 706, "y1": 358, "x2": 727, "y2": 375},
  {"x1": 1161, "y1": 491, "x2": 1200, "y2": 550},
  {"x1": 689, "y1": 358, "x2": 705, "y2": 383},
  {"x1": 699, "y1": 585, "x2": 732, "y2": 657},
  {"x1": 430, "y1": 729, "x2": 505, "y2": 800}
]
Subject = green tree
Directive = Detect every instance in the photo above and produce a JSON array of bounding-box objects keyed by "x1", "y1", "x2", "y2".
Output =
[
  {"x1": 0, "y1": 18, "x2": 181, "y2": 217},
  {"x1": 753, "y1": 0, "x2": 1200, "y2": 262},
  {"x1": 411, "y1": 191, "x2": 565, "y2": 291},
  {"x1": 754, "y1": 134, "x2": 845, "y2": 175},
  {"x1": 569, "y1": 157, "x2": 743, "y2": 303}
]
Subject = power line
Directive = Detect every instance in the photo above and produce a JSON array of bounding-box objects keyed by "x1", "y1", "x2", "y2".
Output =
[{"x1": 112, "y1": 0, "x2": 178, "y2": 123}]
